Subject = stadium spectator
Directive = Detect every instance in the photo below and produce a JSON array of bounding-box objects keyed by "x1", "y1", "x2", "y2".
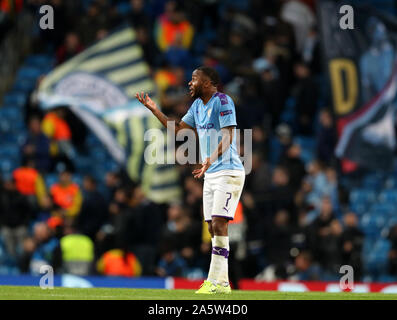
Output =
[
  {"x1": 307, "y1": 196, "x2": 340, "y2": 274},
  {"x1": 76, "y1": 176, "x2": 108, "y2": 240},
  {"x1": 388, "y1": 224, "x2": 397, "y2": 275},
  {"x1": 341, "y1": 212, "x2": 364, "y2": 280},
  {"x1": 264, "y1": 209, "x2": 293, "y2": 274},
  {"x1": 135, "y1": 25, "x2": 160, "y2": 67},
  {"x1": 316, "y1": 108, "x2": 337, "y2": 165},
  {"x1": 96, "y1": 248, "x2": 142, "y2": 277},
  {"x1": 41, "y1": 108, "x2": 75, "y2": 163},
  {"x1": 77, "y1": 2, "x2": 109, "y2": 46},
  {"x1": 154, "y1": 0, "x2": 194, "y2": 52},
  {"x1": 117, "y1": 185, "x2": 163, "y2": 275},
  {"x1": 12, "y1": 159, "x2": 48, "y2": 209},
  {"x1": 264, "y1": 165, "x2": 296, "y2": 224},
  {"x1": 50, "y1": 170, "x2": 82, "y2": 221},
  {"x1": 128, "y1": 0, "x2": 151, "y2": 30},
  {"x1": 244, "y1": 151, "x2": 272, "y2": 201},
  {"x1": 156, "y1": 245, "x2": 187, "y2": 277},
  {"x1": 292, "y1": 60, "x2": 318, "y2": 135},
  {"x1": 160, "y1": 66, "x2": 190, "y2": 112},
  {"x1": 183, "y1": 176, "x2": 203, "y2": 222},
  {"x1": 0, "y1": 178, "x2": 33, "y2": 258},
  {"x1": 164, "y1": 32, "x2": 193, "y2": 69},
  {"x1": 22, "y1": 117, "x2": 51, "y2": 173},
  {"x1": 27, "y1": 222, "x2": 59, "y2": 275},
  {"x1": 56, "y1": 32, "x2": 84, "y2": 65},
  {"x1": 95, "y1": 187, "x2": 130, "y2": 257},
  {"x1": 55, "y1": 222, "x2": 94, "y2": 276},
  {"x1": 159, "y1": 204, "x2": 201, "y2": 273},
  {"x1": 288, "y1": 250, "x2": 322, "y2": 281},
  {"x1": 279, "y1": 144, "x2": 306, "y2": 192}
]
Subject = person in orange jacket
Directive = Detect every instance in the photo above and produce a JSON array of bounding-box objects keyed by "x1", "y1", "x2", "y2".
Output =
[
  {"x1": 42, "y1": 108, "x2": 76, "y2": 160},
  {"x1": 96, "y1": 248, "x2": 142, "y2": 277},
  {"x1": 12, "y1": 159, "x2": 48, "y2": 208},
  {"x1": 50, "y1": 170, "x2": 82, "y2": 221}
]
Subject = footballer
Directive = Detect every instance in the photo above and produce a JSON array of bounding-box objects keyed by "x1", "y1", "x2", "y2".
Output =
[{"x1": 136, "y1": 66, "x2": 245, "y2": 294}]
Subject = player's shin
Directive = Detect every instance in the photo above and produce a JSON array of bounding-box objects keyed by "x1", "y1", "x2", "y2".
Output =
[{"x1": 207, "y1": 235, "x2": 230, "y2": 286}]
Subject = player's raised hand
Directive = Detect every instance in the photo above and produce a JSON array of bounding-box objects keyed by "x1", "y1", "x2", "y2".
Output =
[{"x1": 135, "y1": 92, "x2": 157, "y2": 112}]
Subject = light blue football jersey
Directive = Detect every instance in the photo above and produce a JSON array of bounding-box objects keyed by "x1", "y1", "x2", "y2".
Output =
[{"x1": 181, "y1": 92, "x2": 244, "y2": 173}]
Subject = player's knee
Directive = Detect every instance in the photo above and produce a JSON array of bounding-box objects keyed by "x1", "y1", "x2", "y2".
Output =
[{"x1": 212, "y1": 218, "x2": 228, "y2": 235}]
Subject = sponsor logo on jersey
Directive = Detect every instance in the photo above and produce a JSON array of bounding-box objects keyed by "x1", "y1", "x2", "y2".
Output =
[{"x1": 220, "y1": 110, "x2": 233, "y2": 116}]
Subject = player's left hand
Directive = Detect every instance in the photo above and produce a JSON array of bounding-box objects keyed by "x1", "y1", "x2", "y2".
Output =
[{"x1": 193, "y1": 158, "x2": 211, "y2": 179}]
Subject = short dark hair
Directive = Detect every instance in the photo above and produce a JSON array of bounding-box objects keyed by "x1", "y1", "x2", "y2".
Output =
[{"x1": 196, "y1": 66, "x2": 220, "y2": 86}]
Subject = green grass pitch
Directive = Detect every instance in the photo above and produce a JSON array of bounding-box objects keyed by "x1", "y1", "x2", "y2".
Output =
[{"x1": 0, "y1": 286, "x2": 397, "y2": 300}]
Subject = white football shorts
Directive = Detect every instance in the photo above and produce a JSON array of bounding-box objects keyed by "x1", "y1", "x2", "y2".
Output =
[{"x1": 203, "y1": 170, "x2": 245, "y2": 222}]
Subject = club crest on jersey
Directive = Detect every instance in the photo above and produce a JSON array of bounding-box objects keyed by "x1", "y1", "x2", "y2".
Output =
[
  {"x1": 220, "y1": 110, "x2": 233, "y2": 116},
  {"x1": 207, "y1": 108, "x2": 212, "y2": 117}
]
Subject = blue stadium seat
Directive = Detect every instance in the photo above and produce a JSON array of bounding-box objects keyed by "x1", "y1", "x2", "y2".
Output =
[
  {"x1": 0, "y1": 158, "x2": 20, "y2": 175},
  {"x1": 117, "y1": 2, "x2": 132, "y2": 15},
  {"x1": 0, "y1": 144, "x2": 20, "y2": 159},
  {"x1": 360, "y1": 213, "x2": 386, "y2": 237},
  {"x1": 378, "y1": 275, "x2": 397, "y2": 283},
  {"x1": 269, "y1": 137, "x2": 282, "y2": 166},
  {"x1": 86, "y1": 134, "x2": 103, "y2": 148},
  {"x1": 74, "y1": 155, "x2": 92, "y2": 172},
  {"x1": 384, "y1": 177, "x2": 397, "y2": 189},
  {"x1": 90, "y1": 148, "x2": 107, "y2": 162},
  {"x1": 299, "y1": 149, "x2": 314, "y2": 165},
  {"x1": 2, "y1": 93, "x2": 27, "y2": 108},
  {"x1": 349, "y1": 188, "x2": 377, "y2": 206},
  {"x1": 386, "y1": 217, "x2": 397, "y2": 229},
  {"x1": 24, "y1": 54, "x2": 54, "y2": 69},
  {"x1": 294, "y1": 136, "x2": 316, "y2": 150},
  {"x1": 72, "y1": 175, "x2": 83, "y2": 187},
  {"x1": 44, "y1": 174, "x2": 58, "y2": 188},
  {"x1": 362, "y1": 174, "x2": 384, "y2": 189},
  {"x1": 12, "y1": 78, "x2": 36, "y2": 92},
  {"x1": 0, "y1": 106, "x2": 23, "y2": 120},
  {"x1": 16, "y1": 67, "x2": 42, "y2": 81},
  {"x1": 369, "y1": 203, "x2": 395, "y2": 218},
  {"x1": 350, "y1": 202, "x2": 367, "y2": 216},
  {"x1": 379, "y1": 189, "x2": 397, "y2": 203}
]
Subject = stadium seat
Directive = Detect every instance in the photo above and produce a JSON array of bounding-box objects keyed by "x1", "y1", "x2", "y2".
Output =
[
  {"x1": 379, "y1": 189, "x2": 397, "y2": 203},
  {"x1": 362, "y1": 173, "x2": 385, "y2": 190},
  {"x1": 0, "y1": 158, "x2": 19, "y2": 175},
  {"x1": 350, "y1": 202, "x2": 367, "y2": 216},
  {"x1": 12, "y1": 78, "x2": 36, "y2": 92},
  {"x1": 44, "y1": 174, "x2": 58, "y2": 188},
  {"x1": 369, "y1": 203, "x2": 395, "y2": 218},
  {"x1": 72, "y1": 175, "x2": 83, "y2": 187},
  {"x1": 16, "y1": 67, "x2": 42, "y2": 81},
  {"x1": 0, "y1": 144, "x2": 20, "y2": 159},
  {"x1": 24, "y1": 54, "x2": 54, "y2": 70},
  {"x1": 0, "y1": 106, "x2": 23, "y2": 122},
  {"x1": 116, "y1": 2, "x2": 132, "y2": 15},
  {"x1": 2, "y1": 93, "x2": 26, "y2": 108},
  {"x1": 349, "y1": 188, "x2": 377, "y2": 206},
  {"x1": 294, "y1": 136, "x2": 316, "y2": 150},
  {"x1": 360, "y1": 213, "x2": 386, "y2": 237}
]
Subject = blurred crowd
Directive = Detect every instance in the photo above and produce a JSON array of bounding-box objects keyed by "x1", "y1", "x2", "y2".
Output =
[{"x1": 1, "y1": 0, "x2": 397, "y2": 286}]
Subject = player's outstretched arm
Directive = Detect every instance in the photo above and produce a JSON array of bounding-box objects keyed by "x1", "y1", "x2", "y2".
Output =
[{"x1": 135, "y1": 92, "x2": 193, "y2": 133}]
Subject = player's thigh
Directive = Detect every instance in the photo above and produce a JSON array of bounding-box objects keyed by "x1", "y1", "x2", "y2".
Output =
[
  {"x1": 211, "y1": 174, "x2": 245, "y2": 220},
  {"x1": 203, "y1": 178, "x2": 214, "y2": 223}
]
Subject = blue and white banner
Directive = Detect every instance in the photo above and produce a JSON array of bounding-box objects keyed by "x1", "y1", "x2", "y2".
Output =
[{"x1": 37, "y1": 26, "x2": 181, "y2": 203}]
